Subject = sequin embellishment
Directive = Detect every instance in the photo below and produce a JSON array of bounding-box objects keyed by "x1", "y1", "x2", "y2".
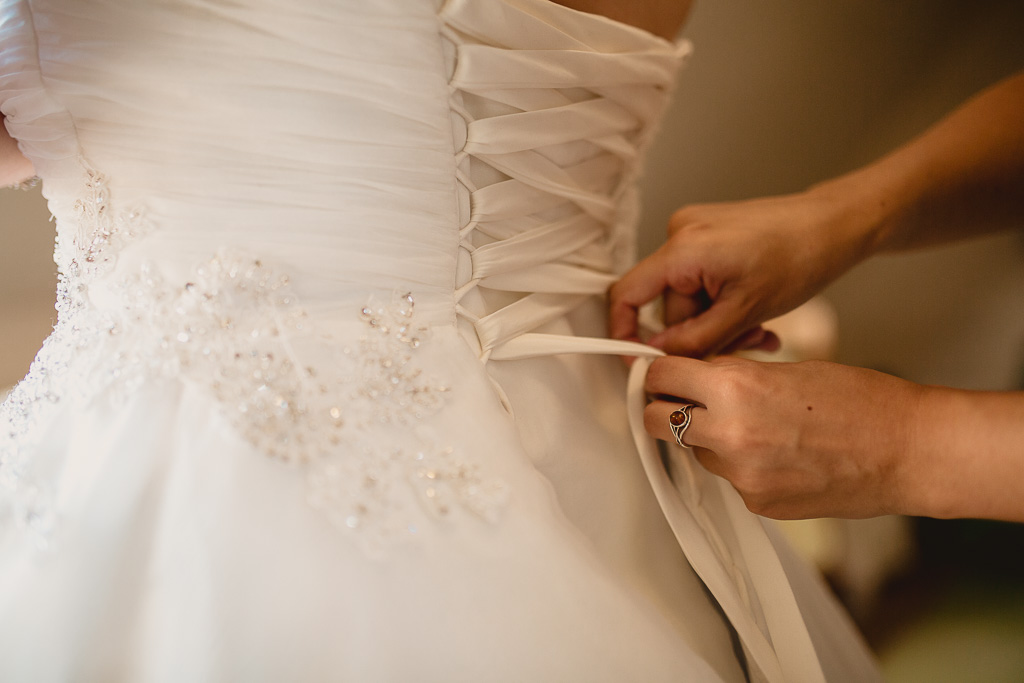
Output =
[
  {"x1": 1, "y1": 166, "x2": 150, "y2": 546},
  {"x1": 5, "y1": 176, "x2": 39, "y2": 191},
  {"x1": 0, "y1": 168, "x2": 508, "y2": 552}
]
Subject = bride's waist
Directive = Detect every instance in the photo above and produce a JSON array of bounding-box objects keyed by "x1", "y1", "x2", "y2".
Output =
[
  {"x1": 52, "y1": 248, "x2": 644, "y2": 465},
  {"x1": 80, "y1": 249, "x2": 618, "y2": 343}
]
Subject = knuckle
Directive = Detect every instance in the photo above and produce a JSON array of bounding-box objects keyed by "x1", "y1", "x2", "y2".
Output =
[
  {"x1": 716, "y1": 361, "x2": 769, "y2": 404},
  {"x1": 715, "y1": 368, "x2": 749, "y2": 406},
  {"x1": 667, "y1": 208, "x2": 690, "y2": 235},
  {"x1": 667, "y1": 206, "x2": 709, "y2": 237},
  {"x1": 718, "y1": 421, "x2": 750, "y2": 452}
]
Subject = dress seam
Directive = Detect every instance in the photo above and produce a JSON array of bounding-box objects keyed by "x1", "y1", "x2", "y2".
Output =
[{"x1": 435, "y1": 0, "x2": 464, "y2": 331}]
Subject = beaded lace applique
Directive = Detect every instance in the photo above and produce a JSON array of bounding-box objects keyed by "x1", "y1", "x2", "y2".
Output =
[
  {"x1": 0, "y1": 168, "x2": 508, "y2": 552},
  {"x1": 307, "y1": 295, "x2": 510, "y2": 553},
  {"x1": 0, "y1": 167, "x2": 149, "y2": 545},
  {"x1": 5, "y1": 176, "x2": 39, "y2": 191}
]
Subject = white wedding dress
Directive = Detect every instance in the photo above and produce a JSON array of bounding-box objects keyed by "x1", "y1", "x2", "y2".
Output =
[{"x1": 0, "y1": 0, "x2": 881, "y2": 681}]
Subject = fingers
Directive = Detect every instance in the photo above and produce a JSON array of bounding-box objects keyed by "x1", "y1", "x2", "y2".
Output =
[
  {"x1": 751, "y1": 329, "x2": 781, "y2": 353},
  {"x1": 644, "y1": 398, "x2": 713, "y2": 449},
  {"x1": 648, "y1": 297, "x2": 752, "y2": 358},
  {"x1": 644, "y1": 356, "x2": 715, "y2": 403},
  {"x1": 643, "y1": 355, "x2": 749, "y2": 455},
  {"x1": 608, "y1": 251, "x2": 670, "y2": 341},
  {"x1": 720, "y1": 326, "x2": 781, "y2": 355},
  {"x1": 643, "y1": 399, "x2": 734, "y2": 485},
  {"x1": 663, "y1": 289, "x2": 706, "y2": 327}
]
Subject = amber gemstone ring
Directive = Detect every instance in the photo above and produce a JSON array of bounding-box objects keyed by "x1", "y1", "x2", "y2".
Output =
[{"x1": 668, "y1": 403, "x2": 695, "y2": 448}]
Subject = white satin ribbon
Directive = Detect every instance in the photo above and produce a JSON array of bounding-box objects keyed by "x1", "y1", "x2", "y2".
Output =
[
  {"x1": 440, "y1": 1, "x2": 826, "y2": 677},
  {"x1": 493, "y1": 332, "x2": 827, "y2": 683}
]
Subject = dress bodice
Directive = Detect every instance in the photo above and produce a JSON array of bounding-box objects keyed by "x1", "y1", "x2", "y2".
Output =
[
  {"x1": 0, "y1": 0, "x2": 688, "y2": 465},
  {"x1": 0, "y1": 0, "x2": 690, "y2": 553},
  {"x1": 0, "y1": 5, "x2": 882, "y2": 683},
  {"x1": 1, "y1": 0, "x2": 686, "y2": 323}
]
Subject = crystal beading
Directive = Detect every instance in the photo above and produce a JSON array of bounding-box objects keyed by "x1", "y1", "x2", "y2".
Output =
[
  {"x1": 5, "y1": 176, "x2": 39, "y2": 191},
  {"x1": 0, "y1": 166, "x2": 508, "y2": 552},
  {"x1": 1, "y1": 165, "x2": 150, "y2": 548}
]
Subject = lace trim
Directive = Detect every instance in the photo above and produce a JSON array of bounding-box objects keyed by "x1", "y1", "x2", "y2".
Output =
[
  {"x1": 0, "y1": 166, "x2": 147, "y2": 545},
  {"x1": 5, "y1": 176, "x2": 39, "y2": 191},
  {"x1": 0, "y1": 167, "x2": 508, "y2": 553}
]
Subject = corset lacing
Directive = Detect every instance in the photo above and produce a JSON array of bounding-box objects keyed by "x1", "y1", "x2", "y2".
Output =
[
  {"x1": 440, "y1": 0, "x2": 678, "y2": 395},
  {"x1": 438, "y1": 2, "x2": 827, "y2": 682}
]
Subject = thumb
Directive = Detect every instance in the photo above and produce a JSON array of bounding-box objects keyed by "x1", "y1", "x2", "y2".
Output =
[
  {"x1": 648, "y1": 299, "x2": 752, "y2": 358},
  {"x1": 608, "y1": 250, "x2": 672, "y2": 340}
]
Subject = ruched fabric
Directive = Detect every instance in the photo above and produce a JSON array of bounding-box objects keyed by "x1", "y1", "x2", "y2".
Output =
[
  {"x1": 443, "y1": 0, "x2": 686, "y2": 369},
  {"x1": 1, "y1": 0, "x2": 882, "y2": 681}
]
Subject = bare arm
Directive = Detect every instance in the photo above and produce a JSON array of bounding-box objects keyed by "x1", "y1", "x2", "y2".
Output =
[
  {"x1": 818, "y1": 70, "x2": 1024, "y2": 255},
  {"x1": 616, "y1": 71, "x2": 1024, "y2": 523},
  {"x1": 611, "y1": 71, "x2": 1024, "y2": 357},
  {"x1": 1, "y1": 115, "x2": 35, "y2": 187},
  {"x1": 909, "y1": 386, "x2": 1024, "y2": 520}
]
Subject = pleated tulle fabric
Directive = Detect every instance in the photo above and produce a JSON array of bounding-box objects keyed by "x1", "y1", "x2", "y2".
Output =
[{"x1": 0, "y1": 0, "x2": 881, "y2": 681}]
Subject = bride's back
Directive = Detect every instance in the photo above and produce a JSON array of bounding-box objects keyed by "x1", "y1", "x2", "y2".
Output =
[{"x1": 0, "y1": 2, "x2": 879, "y2": 682}]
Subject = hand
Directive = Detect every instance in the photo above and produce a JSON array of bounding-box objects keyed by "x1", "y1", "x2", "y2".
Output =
[
  {"x1": 643, "y1": 356, "x2": 924, "y2": 519},
  {"x1": 610, "y1": 191, "x2": 868, "y2": 357}
]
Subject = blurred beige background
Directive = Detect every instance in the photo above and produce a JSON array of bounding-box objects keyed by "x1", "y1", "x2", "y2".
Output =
[
  {"x1": 637, "y1": 3, "x2": 1024, "y2": 680},
  {"x1": 2, "y1": 1, "x2": 1024, "y2": 680},
  {"x1": 640, "y1": 0, "x2": 1024, "y2": 392},
  {"x1": 0, "y1": 184, "x2": 54, "y2": 387}
]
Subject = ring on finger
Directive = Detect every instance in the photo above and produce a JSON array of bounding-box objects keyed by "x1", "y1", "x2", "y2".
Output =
[{"x1": 668, "y1": 403, "x2": 696, "y2": 449}]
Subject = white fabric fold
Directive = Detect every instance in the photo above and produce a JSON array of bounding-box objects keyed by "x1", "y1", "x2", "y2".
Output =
[
  {"x1": 490, "y1": 335, "x2": 827, "y2": 683},
  {"x1": 0, "y1": 0, "x2": 882, "y2": 679},
  {"x1": 466, "y1": 98, "x2": 638, "y2": 153},
  {"x1": 441, "y1": 6, "x2": 829, "y2": 675}
]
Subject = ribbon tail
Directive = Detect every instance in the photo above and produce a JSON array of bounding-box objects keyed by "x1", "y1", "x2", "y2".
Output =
[{"x1": 626, "y1": 356, "x2": 826, "y2": 683}]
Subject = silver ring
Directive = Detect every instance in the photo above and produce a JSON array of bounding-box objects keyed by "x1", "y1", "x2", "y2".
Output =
[{"x1": 668, "y1": 403, "x2": 695, "y2": 448}]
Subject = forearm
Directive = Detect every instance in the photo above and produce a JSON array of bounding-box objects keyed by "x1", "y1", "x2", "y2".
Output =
[
  {"x1": 611, "y1": 73, "x2": 1024, "y2": 356},
  {"x1": 810, "y1": 71, "x2": 1024, "y2": 257},
  {"x1": 903, "y1": 386, "x2": 1024, "y2": 521},
  {"x1": 1, "y1": 115, "x2": 35, "y2": 187}
]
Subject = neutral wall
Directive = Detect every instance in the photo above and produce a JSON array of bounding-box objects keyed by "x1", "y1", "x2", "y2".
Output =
[
  {"x1": 640, "y1": 0, "x2": 1024, "y2": 389},
  {"x1": 0, "y1": 185, "x2": 55, "y2": 387},
  {"x1": 3, "y1": 1, "x2": 1024, "y2": 393}
]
